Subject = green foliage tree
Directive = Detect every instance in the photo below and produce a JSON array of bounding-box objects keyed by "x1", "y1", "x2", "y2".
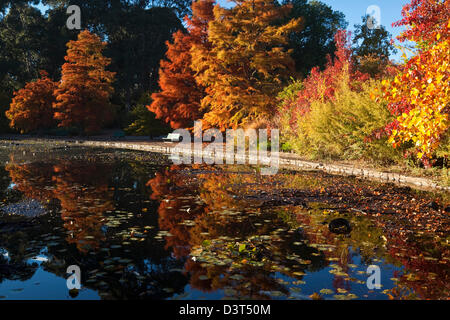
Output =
[
  {"x1": 0, "y1": 3, "x2": 76, "y2": 101},
  {"x1": 0, "y1": 90, "x2": 12, "y2": 133},
  {"x1": 282, "y1": 0, "x2": 348, "y2": 76},
  {"x1": 43, "y1": 0, "x2": 192, "y2": 20},
  {"x1": 125, "y1": 94, "x2": 171, "y2": 137},
  {"x1": 0, "y1": 4, "x2": 47, "y2": 95},
  {"x1": 353, "y1": 15, "x2": 396, "y2": 59},
  {"x1": 352, "y1": 15, "x2": 397, "y2": 78},
  {"x1": 106, "y1": 7, "x2": 182, "y2": 111}
]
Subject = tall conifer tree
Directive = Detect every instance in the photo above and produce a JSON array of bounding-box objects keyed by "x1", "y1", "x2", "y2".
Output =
[
  {"x1": 149, "y1": 0, "x2": 215, "y2": 129},
  {"x1": 191, "y1": 0, "x2": 302, "y2": 130},
  {"x1": 53, "y1": 30, "x2": 115, "y2": 134}
]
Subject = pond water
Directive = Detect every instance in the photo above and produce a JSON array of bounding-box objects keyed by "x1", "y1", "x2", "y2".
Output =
[{"x1": 0, "y1": 143, "x2": 448, "y2": 300}]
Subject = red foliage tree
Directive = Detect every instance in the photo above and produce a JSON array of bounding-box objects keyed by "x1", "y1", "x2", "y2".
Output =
[
  {"x1": 148, "y1": 0, "x2": 215, "y2": 130},
  {"x1": 6, "y1": 71, "x2": 57, "y2": 133},
  {"x1": 279, "y1": 30, "x2": 369, "y2": 130},
  {"x1": 53, "y1": 30, "x2": 115, "y2": 134},
  {"x1": 394, "y1": 0, "x2": 449, "y2": 44}
]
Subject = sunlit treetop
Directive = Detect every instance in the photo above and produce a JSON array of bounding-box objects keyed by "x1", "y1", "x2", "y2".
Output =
[{"x1": 394, "y1": 0, "x2": 449, "y2": 44}]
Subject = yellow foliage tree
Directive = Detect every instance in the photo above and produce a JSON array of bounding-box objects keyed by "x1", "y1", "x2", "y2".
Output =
[
  {"x1": 381, "y1": 22, "x2": 449, "y2": 163},
  {"x1": 191, "y1": 0, "x2": 302, "y2": 130}
]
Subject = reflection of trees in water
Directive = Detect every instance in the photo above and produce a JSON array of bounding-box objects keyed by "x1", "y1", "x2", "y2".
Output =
[
  {"x1": 0, "y1": 161, "x2": 49, "y2": 284},
  {"x1": 0, "y1": 227, "x2": 40, "y2": 284},
  {"x1": 383, "y1": 230, "x2": 450, "y2": 299},
  {"x1": 1, "y1": 157, "x2": 188, "y2": 299},
  {"x1": 148, "y1": 165, "x2": 450, "y2": 299},
  {"x1": 147, "y1": 165, "x2": 330, "y2": 298},
  {"x1": 0, "y1": 254, "x2": 37, "y2": 283},
  {"x1": 0, "y1": 167, "x2": 12, "y2": 200},
  {"x1": 6, "y1": 158, "x2": 113, "y2": 253},
  {"x1": 5, "y1": 158, "x2": 55, "y2": 201},
  {"x1": 1, "y1": 153, "x2": 448, "y2": 299},
  {"x1": 147, "y1": 165, "x2": 205, "y2": 259},
  {"x1": 52, "y1": 161, "x2": 114, "y2": 253},
  {"x1": 184, "y1": 258, "x2": 289, "y2": 299}
]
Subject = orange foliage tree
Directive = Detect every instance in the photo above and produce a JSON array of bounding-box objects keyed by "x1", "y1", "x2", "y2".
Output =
[
  {"x1": 149, "y1": 0, "x2": 215, "y2": 130},
  {"x1": 6, "y1": 157, "x2": 114, "y2": 253},
  {"x1": 52, "y1": 161, "x2": 114, "y2": 253},
  {"x1": 191, "y1": 0, "x2": 302, "y2": 130},
  {"x1": 53, "y1": 30, "x2": 115, "y2": 134},
  {"x1": 6, "y1": 71, "x2": 57, "y2": 133}
]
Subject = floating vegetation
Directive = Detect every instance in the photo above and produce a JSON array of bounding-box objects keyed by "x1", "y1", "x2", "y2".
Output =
[{"x1": 0, "y1": 144, "x2": 448, "y2": 300}]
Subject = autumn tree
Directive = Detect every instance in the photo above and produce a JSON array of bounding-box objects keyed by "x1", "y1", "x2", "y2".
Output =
[
  {"x1": 53, "y1": 30, "x2": 115, "y2": 134},
  {"x1": 393, "y1": 0, "x2": 450, "y2": 46},
  {"x1": 380, "y1": 0, "x2": 449, "y2": 164},
  {"x1": 282, "y1": 0, "x2": 347, "y2": 77},
  {"x1": 6, "y1": 71, "x2": 57, "y2": 133},
  {"x1": 191, "y1": 0, "x2": 302, "y2": 130},
  {"x1": 353, "y1": 15, "x2": 396, "y2": 59},
  {"x1": 352, "y1": 15, "x2": 397, "y2": 78},
  {"x1": 149, "y1": 0, "x2": 215, "y2": 129}
]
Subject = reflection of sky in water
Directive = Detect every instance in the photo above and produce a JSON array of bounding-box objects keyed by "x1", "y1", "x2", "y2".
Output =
[
  {"x1": 0, "y1": 268, "x2": 100, "y2": 300},
  {"x1": 0, "y1": 248, "x2": 99, "y2": 300},
  {"x1": 1, "y1": 248, "x2": 10, "y2": 261},
  {"x1": 172, "y1": 254, "x2": 403, "y2": 300}
]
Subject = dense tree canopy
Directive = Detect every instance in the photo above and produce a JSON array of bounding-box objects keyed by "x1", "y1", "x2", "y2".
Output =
[
  {"x1": 0, "y1": 2, "x2": 76, "y2": 128},
  {"x1": 352, "y1": 15, "x2": 397, "y2": 78},
  {"x1": 43, "y1": 0, "x2": 184, "y2": 110},
  {"x1": 192, "y1": 0, "x2": 302, "y2": 130},
  {"x1": 106, "y1": 6, "x2": 182, "y2": 111},
  {"x1": 53, "y1": 30, "x2": 115, "y2": 134},
  {"x1": 149, "y1": 0, "x2": 214, "y2": 129},
  {"x1": 0, "y1": 0, "x2": 358, "y2": 134},
  {"x1": 282, "y1": 0, "x2": 347, "y2": 76},
  {"x1": 353, "y1": 15, "x2": 396, "y2": 59},
  {"x1": 0, "y1": 4, "x2": 48, "y2": 94},
  {"x1": 380, "y1": 0, "x2": 449, "y2": 164},
  {"x1": 43, "y1": 0, "x2": 193, "y2": 20},
  {"x1": 0, "y1": 0, "x2": 184, "y2": 132}
]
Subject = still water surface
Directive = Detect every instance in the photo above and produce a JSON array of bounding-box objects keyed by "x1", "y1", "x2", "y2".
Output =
[{"x1": 0, "y1": 144, "x2": 448, "y2": 300}]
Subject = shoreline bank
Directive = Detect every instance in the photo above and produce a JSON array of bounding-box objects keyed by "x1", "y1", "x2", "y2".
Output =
[{"x1": 0, "y1": 135, "x2": 448, "y2": 192}]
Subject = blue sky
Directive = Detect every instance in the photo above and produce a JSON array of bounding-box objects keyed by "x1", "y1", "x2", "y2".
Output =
[
  {"x1": 317, "y1": 0, "x2": 410, "y2": 60},
  {"x1": 219, "y1": 0, "x2": 411, "y2": 61},
  {"x1": 37, "y1": 0, "x2": 411, "y2": 60}
]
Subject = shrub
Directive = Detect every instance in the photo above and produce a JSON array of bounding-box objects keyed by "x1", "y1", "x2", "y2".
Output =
[
  {"x1": 125, "y1": 104, "x2": 171, "y2": 137},
  {"x1": 380, "y1": 0, "x2": 449, "y2": 166},
  {"x1": 276, "y1": 30, "x2": 369, "y2": 148},
  {"x1": 288, "y1": 80, "x2": 400, "y2": 163}
]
